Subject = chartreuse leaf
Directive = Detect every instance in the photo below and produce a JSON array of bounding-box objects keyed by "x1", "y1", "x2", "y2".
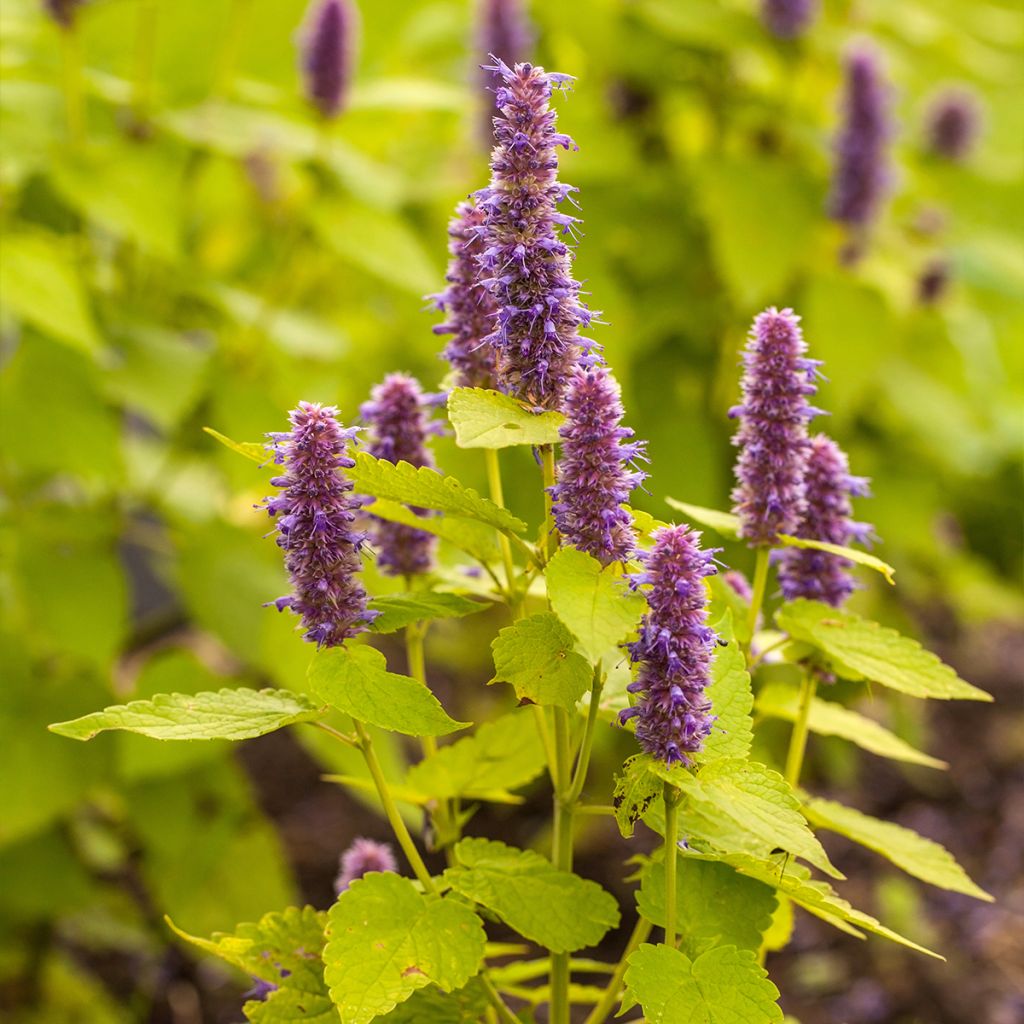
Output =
[
  {"x1": 323, "y1": 873, "x2": 486, "y2": 1024},
  {"x1": 803, "y1": 797, "x2": 992, "y2": 902},
  {"x1": 637, "y1": 858, "x2": 777, "y2": 959},
  {"x1": 613, "y1": 754, "x2": 663, "y2": 838},
  {"x1": 545, "y1": 547, "x2": 645, "y2": 663},
  {"x1": 490, "y1": 612, "x2": 592, "y2": 710},
  {"x1": 649, "y1": 759, "x2": 842, "y2": 879},
  {"x1": 203, "y1": 426, "x2": 267, "y2": 465},
  {"x1": 376, "y1": 979, "x2": 489, "y2": 1023},
  {"x1": 448, "y1": 387, "x2": 565, "y2": 448},
  {"x1": 405, "y1": 710, "x2": 547, "y2": 802},
  {"x1": 776, "y1": 600, "x2": 993, "y2": 701},
  {"x1": 624, "y1": 943, "x2": 783, "y2": 1024},
  {"x1": 349, "y1": 453, "x2": 526, "y2": 535},
  {"x1": 48, "y1": 688, "x2": 323, "y2": 742},
  {"x1": 664, "y1": 499, "x2": 740, "y2": 538},
  {"x1": 708, "y1": 575, "x2": 753, "y2": 646},
  {"x1": 443, "y1": 838, "x2": 620, "y2": 953},
  {"x1": 756, "y1": 682, "x2": 947, "y2": 770},
  {"x1": 365, "y1": 499, "x2": 499, "y2": 565},
  {"x1": 369, "y1": 592, "x2": 488, "y2": 634},
  {"x1": 698, "y1": 613, "x2": 753, "y2": 762},
  {"x1": 167, "y1": 906, "x2": 333, "y2": 1024},
  {"x1": 309, "y1": 646, "x2": 468, "y2": 737},
  {"x1": 776, "y1": 534, "x2": 896, "y2": 585}
]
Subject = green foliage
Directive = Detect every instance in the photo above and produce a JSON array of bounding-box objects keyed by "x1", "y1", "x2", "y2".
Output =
[
  {"x1": 323, "y1": 873, "x2": 486, "y2": 1024},
  {"x1": 663, "y1": 500, "x2": 741, "y2": 539},
  {"x1": 308, "y1": 646, "x2": 468, "y2": 736},
  {"x1": 443, "y1": 837, "x2": 620, "y2": 953},
  {"x1": 624, "y1": 943, "x2": 783, "y2": 1024},
  {"x1": 774, "y1": 535, "x2": 896, "y2": 585},
  {"x1": 699, "y1": 614, "x2": 754, "y2": 762},
  {"x1": 365, "y1": 499, "x2": 500, "y2": 565},
  {"x1": 368, "y1": 592, "x2": 488, "y2": 634},
  {"x1": 448, "y1": 387, "x2": 565, "y2": 448}
]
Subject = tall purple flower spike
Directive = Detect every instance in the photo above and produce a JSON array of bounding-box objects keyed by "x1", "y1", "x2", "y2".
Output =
[
  {"x1": 44, "y1": 0, "x2": 85, "y2": 28},
  {"x1": 432, "y1": 199, "x2": 498, "y2": 389},
  {"x1": 730, "y1": 307, "x2": 821, "y2": 546},
  {"x1": 361, "y1": 374, "x2": 442, "y2": 577},
  {"x1": 924, "y1": 87, "x2": 981, "y2": 162},
  {"x1": 778, "y1": 434, "x2": 872, "y2": 607},
  {"x1": 620, "y1": 526, "x2": 720, "y2": 765},
  {"x1": 261, "y1": 402, "x2": 376, "y2": 647},
  {"x1": 300, "y1": 0, "x2": 358, "y2": 119},
  {"x1": 829, "y1": 47, "x2": 892, "y2": 230},
  {"x1": 478, "y1": 59, "x2": 598, "y2": 411},
  {"x1": 334, "y1": 837, "x2": 397, "y2": 893},
  {"x1": 552, "y1": 365, "x2": 647, "y2": 565},
  {"x1": 760, "y1": 0, "x2": 816, "y2": 39},
  {"x1": 476, "y1": 0, "x2": 534, "y2": 143}
]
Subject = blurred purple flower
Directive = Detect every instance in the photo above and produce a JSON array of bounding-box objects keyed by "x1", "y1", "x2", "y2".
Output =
[
  {"x1": 476, "y1": 0, "x2": 534, "y2": 143},
  {"x1": 760, "y1": 0, "x2": 816, "y2": 39},
  {"x1": 299, "y1": 0, "x2": 358, "y2": 119},
  {"x1": 924, "y1": 87, "x2": 982, "y2": 161},
  {"x1": 43, "y1": 0, "x2": 85, "y2": 28},
  {"x1": 722, "y1": 569, "x2": 753, "y2": 603},
  {"x1": 917, "y1": 257, "x2": 951, "y2": 305},
  {"x1": 334, "y1": 837, "x2": 397, "y2": 893}
]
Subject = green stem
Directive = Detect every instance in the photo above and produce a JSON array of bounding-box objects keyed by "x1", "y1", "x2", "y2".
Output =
[
  {"x1": 582, "y1": 915, "x2": 653, "y2": 1024},
  {"x1": 566, "y1": 663, "x2": 604, "y2": 804},
  {"x1": 540, "y1": 444, "x2": 558, "y2": 561},
  {"x1": 745, "y1": 546, "x2": 771, "y2": 653},
  {"x1": 351, "y1": 719, "x2": 436, "y2": 893},
  {"x1": 549, "y1": 705, "x2": 573, "y2": 1024},
  {"x1": 485, "y1": 448, "x2": 518, "y2": 604},
  {"x1": 784, "y1": 668, "x2": 817, "y2": 787},
  {"x1": 663, "y1": 783, "x2": 680, "y2": 949},
  {"x1": 478, "y1": 972, "x2": 523, "y2": 1024},
  {"x1": 131, "y1": 0, "x2": 158, "y2": 128},
  {"x1": 60, "y1": 26, "x2": 84, "y2": 147},
  {"x1": 211, "y1": 0, "x2": 253, "y2": 99}
]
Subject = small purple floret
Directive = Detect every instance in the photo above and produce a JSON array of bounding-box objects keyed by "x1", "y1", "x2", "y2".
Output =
[
  {"x1": 621, "y1": 526, "x2": 719, "y2": 765},
  {"x1": 361, "y1": 374, "x2": 441, "y2": 577},
  {"x1": 778, "y1": 434, "x2": 872, "y2": 607},
  {"x1": 299, "y1": 0, "x2": 357, "y2": 119},
  {"x1": 552, "y1": 365, "x2": 647, "y2": 565},
  {"x1": 760, "y1": 0, "x2": 816, "y2": 39},
  {"x1": 924, "y1": 87, "x2": 982, "y2": 162},
  {"x1": 432, "y1": 199, "x2": 497, "y2": 389},
  {"x1": 476, "y1": 0, "x2": 534, "y2": 143},
  {"x1": 334, "y1": 837, "x2": 397, "y2": 893},
  {"x1": 730, "y1": 307, "x2": 821, "y2": 546}
]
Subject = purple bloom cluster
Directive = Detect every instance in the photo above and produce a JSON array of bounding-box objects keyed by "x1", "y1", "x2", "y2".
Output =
[
  {"x1": 476, "y1": 0, "x2": 534, "y2": 141},
  {"x1": 778, "y1": 434, "x2": 872, "y2": 607},
  {"x1": 551, "y1": 366, "x2": 646, "y2": 565},
  {"x1": 262, "y1": 402, "x2": 375, "y2": 647},
  {"x1": 44, "y1": 0, "x2": 85, "y2": 28},
  {"x1": 828, "y1": 47, "x2": 892, "y2": 229},
  {"x1": 924, "y1": 87, "x2": 981, "y2": 162},
  {"x1": 620, "y1": 526, "x2": 719, "y2": 765},
  {"x1": 432, "y1": 200, "x2": 497, "y2": 389},
  {"x1": 334, "y1": 837, "x2": 397, "y2": 893},
  {"x1": 730, "y1": 307, "x2": 821, "y2": 546},
  {"x1": 478, "y1": 59, "x2": 596, "y2": 410},
  {"x1": 760, "y1": 0, "x2": 816, "y2": 39},
  {"x1": 300, "y1": 0, "x2": 357, "y2": 119},
  {"x1": 361, "y1": 374, "x2": 441, "y2": 577}
]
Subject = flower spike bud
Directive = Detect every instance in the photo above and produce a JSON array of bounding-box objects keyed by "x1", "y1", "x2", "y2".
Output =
[
  {"x1": 299, "y1": 0, "x2": 358, "y2": 119},
  {"x1": 778, "y1": 434, "x2": 873, "y2": 607},
  {"x1": 760, "y1": 0, "x2": 816, "y2": 39},
  {"x1": 361, "y1": 374, "x2": 442, "y2": 577},
  {"x1": 621, "y1": 526, "x2": 720, "y2": 765},
  {"x1": 552, "y1": 365, "x2": 647, "y2": 565},
  {"x1": 924, "y1": 87, "x2": 982, "y2": 162},
  {"x1": 730, "y1": 307, "x2": 821, "y2": 546},
  {"x1": 260, "y1": 402, "x2": 376, "y2": 647},
  {"x1": 334, "y1": 837, "x2": 397, "y2": 893}
]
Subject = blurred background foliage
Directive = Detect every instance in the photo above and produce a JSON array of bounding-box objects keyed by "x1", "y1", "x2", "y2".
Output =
[{"x1": 0, "y1": 0, "x2": 1021, "y2": 1021}]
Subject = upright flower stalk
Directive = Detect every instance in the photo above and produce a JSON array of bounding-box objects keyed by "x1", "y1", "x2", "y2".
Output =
[
  {"x1": 261, "y1": 402, "x2": 376, "y2": 646},
  {"x1": 300, "y1": 0, "x2": 358, "y2": 119},
  {"x1": 551, "y1": 365, "x2": 646, "y2": 565},
  {"x1": 478, "y1": 59, "x2": 596, "y2": 410}
]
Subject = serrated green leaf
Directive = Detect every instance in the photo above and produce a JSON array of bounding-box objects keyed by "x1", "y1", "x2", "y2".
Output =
[
  {"x1": 627, "y1": 505, "x2": 670, "y2": 544},
  {"x1": 756, "y1": 682, "x2": 947, "y2": 770},
  {"x1": 664, "y1": 499, "x2": 740, "y2": 538},
  {"x1": 545, "y1": 547, "x2": 645, "y2": 663},
  {"x1": 376, "y1": 979, "x2": 489, "y2": 1023},
  {"x1": 776, "y1": 600, "x2": 992, "y2": 701},
  {"x1": 309, "y1": 646, "x2": 468, "y2": 737},
  {"x1": 708, "y1": 575, "x2": 753, "y2": 646},
  {"x1": 448, "y1": 387, "x2": 565, "y2": 449},
  {"x1": 444, "y1": 838, "x2": 620, "y2": 953},
  {"x1": 366, "y1": 499, "x2": 499, "y2": 565},
  {"x1": 624, "y1": 943, "x2": 783, "y2": 1024},
  {"x1": 489, "y1": 612, "x2": 592, "y2": 710},
  {"x1": 369, "y1": 592, "x2": 488, "y2": 634},
  {"x1": 699, "y1": 615, "x2": 753, "y2": 762},
  {"x1": 204, "y1": 426, "x2": 267, "y2": 465},
  {"x1": 613, "y1": 754, "x2": 663, "y2": 838},
  {"x1": 349, "y1": 453, "x2": 525, "y2": 535},
  {"x1": 637, "y1": 858, "x2": 777, "y2": 959},
  {"x1": 776, "y1": 534, "x2": 896, "y2": 585},
  {"x1": 323, "y1": 873, "x2": 486, "y2": 1024},
  {"x1": 405, "y1": 710, "x2": 547, "y2": 802},
  {"x1": 48, "y1": 688, "x2": 323, "y2": 742},
  {"x1": 803, "y1": 797, "x2": 992, "y2": 902}
]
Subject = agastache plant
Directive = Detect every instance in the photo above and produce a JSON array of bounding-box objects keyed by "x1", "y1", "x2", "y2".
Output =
[
  {"x1": 299, "y1": 0, "x2": 358, "y2": 119},
  {"x1": 334, "y1": 837, "x2": 397, "y2": 893},
  {"x1": 478, "y1": 59, "x2": 596, "y2": 410},
  {"x1": 760, "y1": 0, "x2": 816, "y2": 39},
  {"x1": 924, "y1": 87, "x2": 982, "y2": 162},
  {"x1": 476, "y1": 0, "x2": 534, "y2": 142}
]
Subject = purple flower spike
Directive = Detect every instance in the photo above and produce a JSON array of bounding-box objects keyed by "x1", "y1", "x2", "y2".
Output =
[
  {"x1": 778, "y1": 434, "x2": 872, "y2": 607},
  {"x1": 760, "y1": 0, "x2": 816, "y2": 39},
  {"x1": 476, "y1": 0, "x2": 534, "y2": 142},
  {"x1": 432, "y1": 199, "x2": 497, "y2": 389},
  {"x1": 924, "y1": 87, "x2": 982, "y2": 162},
  {"x1": 552, "y1": 365, "x2": 647, "y2": 565},
  {"x1": 828, "y1": 47, "x2": 892, "y2": 230},
  {"x1": 478, "y1": 59, "x2": 597, "y2": 410},
  {"x1": 621, "y1": 526, "x2": 720, "y2": 765},
  {"x1": 261, "y1": 402, "x2": 376, "y2": 647},
  {"x1": 730, "y1": 307, "x2": 821, "y2": 546},
  {"x1": 44, "y1": 0, "x2": 85, "y2": 28},
  {"x1": 300, "y1": 0, "x2": 358, "y2": 119},
  {"x1": 334, "y1": 837, "x2": 397, "y2": 893},
  {"x1": 361, "y1": 374, "x2": 441, "y2": 577}
]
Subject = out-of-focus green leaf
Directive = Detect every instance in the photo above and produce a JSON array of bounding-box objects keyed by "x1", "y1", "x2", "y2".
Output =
[
  {"x1": 664, "y1": 499, "x2": 740, "y2": 538},
  {"x1": 369, "y1": 591, "x2": 488, "y2": 634}
]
